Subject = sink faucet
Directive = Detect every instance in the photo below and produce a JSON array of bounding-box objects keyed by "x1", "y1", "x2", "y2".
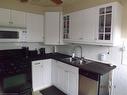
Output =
[{"x1": 72, "y1": 45, "x2": 83, "y2": 58}]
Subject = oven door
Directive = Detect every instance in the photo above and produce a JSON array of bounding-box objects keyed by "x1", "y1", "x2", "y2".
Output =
[{"x1": 0, "y1": 73, "x2": 32, "y2": 95}]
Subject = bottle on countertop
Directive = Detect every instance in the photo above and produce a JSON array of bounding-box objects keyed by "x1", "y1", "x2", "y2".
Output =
[{"x1": 39, "y1": 48, "x2": 45, "y2": 55}]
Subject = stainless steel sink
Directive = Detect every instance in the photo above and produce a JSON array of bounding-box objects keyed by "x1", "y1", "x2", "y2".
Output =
[{"x1": 62, "y1": 57, "x2": 92, "y2": 65}]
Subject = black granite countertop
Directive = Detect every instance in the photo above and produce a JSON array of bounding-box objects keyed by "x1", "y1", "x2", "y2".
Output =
[{"x1": 29, "y1": 52, "x2": 116, "y2": 81}]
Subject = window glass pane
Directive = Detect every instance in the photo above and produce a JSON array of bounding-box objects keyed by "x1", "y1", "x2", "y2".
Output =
[
  {"x1": 99, "y1": 15, "x2": 104, "y2": 33},
  {"x1": 99, "y1": 15, "x2": 104, "y2": 26},
  {"x1": 99, "y1": 27, "x2": 104, "y2": 33},
  {"x1": 99, "y1": 34, "x2": 104, "y2": 40},
  {"x1": 105, "y1": 34, "x2": 111, "y2": 40},
  {"x1": 106, "y1": 6, "x2": 112, "y2": 13},
  {"x1": 4, "y1": 74, "x2": 26, "y2": 89},
  {"x1": 105, "y1": 14, "x2": 112, "y2": 26},
  {"x1": 100, "y1": 8, "x2": 105, "y2": 14},
  {"x1": 105, "y1": 28, "x2": 111, "y2": 33}
]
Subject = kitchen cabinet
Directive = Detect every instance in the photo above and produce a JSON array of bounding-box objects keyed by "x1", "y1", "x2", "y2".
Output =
[
  {"x1": 44, "y1": 12, "x2": 64, "y2": 45},
  {"x1": 32, "y1": 59, "x2": 52, "y2": 91},
  {"x1": 0, "y1": 8, "x2": 10, "y2": 26},
  {"x1": 64, "y1": 7, "x2": 97, "y2": 43},
  {"x1": 51, "y1": 60, "x2": 79, "y2": 95},
  {"x1": 95, "y1": 2, "x2": 122, "y2": 46},
  {"x1": 26, "y1": 13, "x2": 44, "y2": 42},
  {"x1": 0, "y1": 8, "x2": 26, "y2": 28},
  {"x1": 64, "y1": 2, "x2": 122, "y2": 46},
  {"x1": 10, "y1": 10, "x2": 26, "y2": 28}
]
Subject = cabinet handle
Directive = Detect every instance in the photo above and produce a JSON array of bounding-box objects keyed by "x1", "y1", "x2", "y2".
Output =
[
  {"x1": 94, "y1": 38, "x2": 97, "y2": 40},
  {"x1": 23, "y1": 31, "x2": 27, "y2": 33},
  {"x1": 86, "y1": 73, "x2": 88, "y2": 75},
  {"x1": 9, "y1": 21, "x2": 13, "y2": 24},
  {"x1": 114, "y1": 85, "x2": 116, "y2": 88},
  {"x1": 65, "y1": 70, "x2": 68, "y2": 72},
  {"x1": 79, "y1": 38, "x2": 83, "y2": 40},
  {"x1": 34, "y1": 63, "x2": 40, "y2": 65}
]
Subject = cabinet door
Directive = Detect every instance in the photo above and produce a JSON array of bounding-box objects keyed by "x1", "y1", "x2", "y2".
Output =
[
  {"x1": 0, "y1": 8, "x2": 10, "y2": 26},
  {"x1": 44, "y1": 12, "x2": 60, "y2": 45},
  {"x1": 52, "y1": 60, "x2": 79, "y2": 95},
  {"x1": 63, "y1": 15, "x2": 70, "y2": 40},
  {"x1": 68, "y1": 7, "x2": 98, "y2": 43},
  {"x1": 65, "y1": 63, "x2": 79, "y2": 95},
  {"x1": 42, "y1": 59, "x2": 52, "y2": 88},
  {"x1": 26, "y1": 13, "x2": 44, "y2": 42},
  {"x1": 69, "y1": 11, "x2": 84, "y2": 42},
  {"x1": 56, "y1": 64, "x2": 68, "y2": 93},
  {"x1": 32, "y1": 59, "x2": 52, "y2": 91},
  {"x1": 32, "y1": 60, "x2": 44, "y2": 91},
  {"x1": 82, "y1": 8, "x2": 98, "y2": 43},
  {"x1": 51, "y1": 60, "x2": 69, "y2": 93},
  {"x1": 10, "y1": 10, "x2": 26, "y2": 28},
  {"x1": 96, "y1": 6, "x2": 113, "y2": 43},
  {"x1": 67, "y1": 71, "x2": 79, "y2": 95}
]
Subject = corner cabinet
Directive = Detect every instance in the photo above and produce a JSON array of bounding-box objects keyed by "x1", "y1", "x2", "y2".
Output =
[
  {"x1": 26, "y1": 13, "x2": 44, "y2": 42},
  {"x1": 51, "y1": 60, "x2": 79, "y2": 95},
  {"x1": 44, "y1": 12, "x2": 64, "y2": 45},
  {"x1": 63, "y1": 2, "x2": 122, "y2": 46}
]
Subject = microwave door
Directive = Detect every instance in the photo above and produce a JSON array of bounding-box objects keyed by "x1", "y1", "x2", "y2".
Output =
[{"x1": 0, "y1": 31, "x2": 19, "y2": 42}]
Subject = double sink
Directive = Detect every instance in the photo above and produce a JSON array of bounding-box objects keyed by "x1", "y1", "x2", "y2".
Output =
[{"x1": 62, "y1": 57, "x2": 93, "y2": 66}]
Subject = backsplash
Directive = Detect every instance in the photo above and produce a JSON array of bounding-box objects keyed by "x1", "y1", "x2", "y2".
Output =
[
  {"x1": 0, "y1": 43, "x2": 53, "y2": 53},
  {"x1": 56, "y1": 44, "x2": 122, "y2": 65}
]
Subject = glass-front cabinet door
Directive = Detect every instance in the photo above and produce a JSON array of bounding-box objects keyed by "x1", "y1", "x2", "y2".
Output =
[
  {"x1": 98, "y1": 6, "x2": 112, "y2": 41},
  {"x1": 63, "y1": 15, "x2": 70, "y2": 39}
]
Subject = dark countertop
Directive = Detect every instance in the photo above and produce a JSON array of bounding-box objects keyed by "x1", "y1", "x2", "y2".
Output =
[{"x1": 29, "y1": 52, "x2": 116, "y2": 81}]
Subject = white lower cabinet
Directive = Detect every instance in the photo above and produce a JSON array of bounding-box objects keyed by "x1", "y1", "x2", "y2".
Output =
[
  {"x1": 51, "y1": 60, "x2": 79, "y2": 95},
  {"x1": 32, "y1": 59, "x2": 52, "y2": 91},
  {"x1": 32, "y1": 59, "x2": 79, "y2": 95}
]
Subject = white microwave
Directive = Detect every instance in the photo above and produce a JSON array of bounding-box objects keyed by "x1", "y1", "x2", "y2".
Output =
[{"x1": 0, "y1": 28, "x2": 27, "y2": 42}]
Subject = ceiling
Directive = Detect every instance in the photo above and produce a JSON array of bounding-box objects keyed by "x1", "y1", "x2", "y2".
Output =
[
  {"x1": 18, "y1": 0, "x2": 79, "y2": 7},
  {"x1": 17, "y1": 0, "x2": 126, "y2": 7}
]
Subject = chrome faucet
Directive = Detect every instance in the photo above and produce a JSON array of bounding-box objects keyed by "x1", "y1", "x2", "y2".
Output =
[{"x1": 72, "y1": 45, "x2": 83, "y2": 58}]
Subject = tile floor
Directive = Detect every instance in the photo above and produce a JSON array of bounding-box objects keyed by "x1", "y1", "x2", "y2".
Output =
[{"x1": 32, "y1": 91, "x2": 42, "y2": 95}]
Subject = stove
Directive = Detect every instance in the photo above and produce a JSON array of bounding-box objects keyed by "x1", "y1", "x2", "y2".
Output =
[{"x1": 0, "y1": 49, "x2": 32, "y2": 95}]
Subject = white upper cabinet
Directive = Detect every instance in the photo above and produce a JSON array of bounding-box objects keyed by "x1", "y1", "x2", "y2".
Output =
[
  {"x1": 10, "y1": 10, "x2": 26, "y2": 28},
  {"x1": 44, "y1": 12, "x2": 64, "y2": 45},
  {"x1": 0, "y1": 8, "x2": 10, "y2": 26},
  {"x1": 0, "y1": 8, "x2": 26, "y2": 28},
  {"x1": 65, "y1": 7, "x2": 97, "y2": 43},
  {"x1": 64, "y1": 2, "x2": 122, "y2": 46},
  {"x1": 95, "y1": 2, "x2": 122, "y2": 46},
  {"x1": 26, "y1": 13, "x2": 44, "y2": 42}
]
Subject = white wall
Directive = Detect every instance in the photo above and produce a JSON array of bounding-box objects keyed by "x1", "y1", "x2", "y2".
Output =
[
  {"x1": 56, "y1": 44, "x2": 127, "y2": 95},
  {"x1": 0, "y1": 43, "x2": 53, "y2": 53}
]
